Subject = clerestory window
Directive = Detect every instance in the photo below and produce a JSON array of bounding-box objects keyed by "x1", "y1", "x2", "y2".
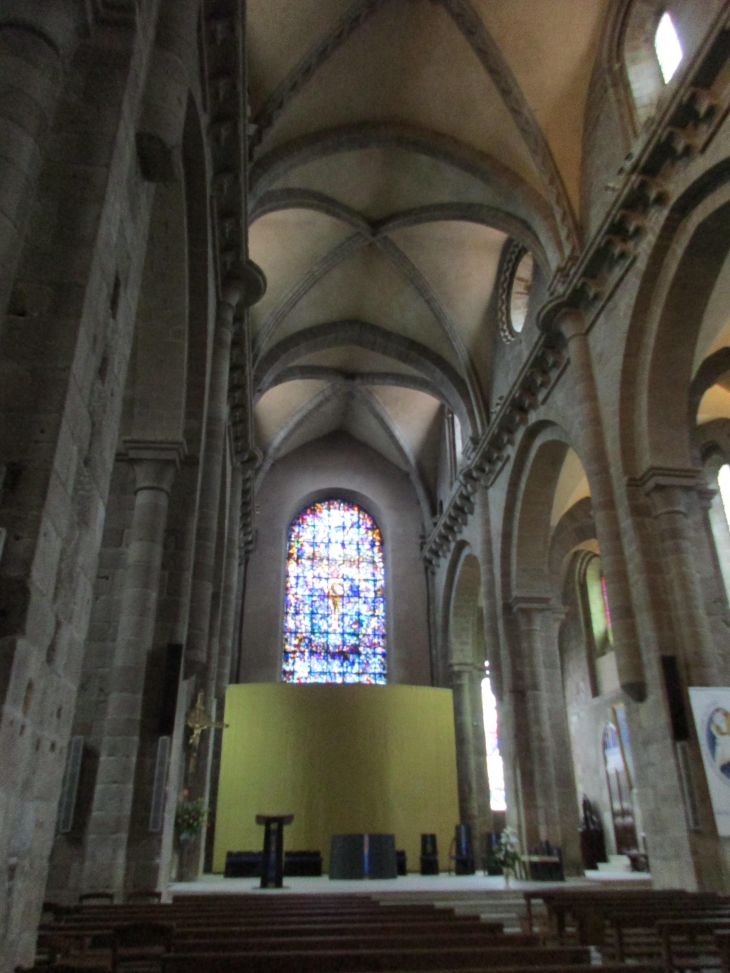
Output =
[
  {"x1": 481, "y1": 669, "x2": 506, "y2": 811},
  {"x1": 282, "y1": 499, "x2": 387, "y2": 684},
  {"x1": 654, "y1": 12, "x2": 683, "y2": 84}
]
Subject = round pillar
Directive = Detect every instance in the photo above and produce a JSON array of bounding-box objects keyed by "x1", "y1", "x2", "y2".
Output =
[
  {"x1": 82, "y1": 440, "x2": 183, "y2": 895},
  {"x1": 450, "y1": 661, "x2": 491, "y2": 850}
]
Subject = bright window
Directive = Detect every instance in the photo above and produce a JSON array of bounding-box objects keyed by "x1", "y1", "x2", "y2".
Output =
[
  {"x1": 282, "y1": 500, "x2": 387, "y2": 684},
  {"x1": 719, "y1": 465, "x2": 730, "y2": 531},
  {"x1": 655, "y1": 12, "x2": 683, "y2": 84},
  {"x1": 481, "y1": 674, "x2": 506, "y2": 811}
]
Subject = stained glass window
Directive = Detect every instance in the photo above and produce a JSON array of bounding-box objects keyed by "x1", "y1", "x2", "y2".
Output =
[{"x1": 282, "y1": 500, "x2": 387, "y2": 684}]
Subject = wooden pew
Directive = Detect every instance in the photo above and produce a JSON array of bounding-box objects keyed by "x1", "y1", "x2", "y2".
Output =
[
  {"x1": 168, "y1": 932, "x2": 542, "y2": 953},
  {"x1": 159, "y1": 944, "x2": 594, "y2": 973}
]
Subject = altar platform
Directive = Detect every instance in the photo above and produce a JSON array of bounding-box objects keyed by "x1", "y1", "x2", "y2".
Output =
[{"x1": 171, "y1": 870, "x2": 652, "y2": 897}]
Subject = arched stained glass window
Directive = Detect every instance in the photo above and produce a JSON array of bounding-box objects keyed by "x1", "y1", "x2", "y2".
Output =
[{"x1": 282, "y1": 500, "x2": 387, "y2": 684}]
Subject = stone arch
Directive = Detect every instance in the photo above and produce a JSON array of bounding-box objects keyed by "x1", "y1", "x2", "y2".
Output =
[
  {"x1": 249, "y1": 122, "x2": 564, "y2": 268},
  {"x1": 620, "y1": 167, "x2": 730, "y2": 476},
  {"x1": 501, "y1": 421, "x2": 573, "y2": 603},
  {"x1": 449, "y1": 547, "x2": 484, "y2": 667},
  {"x1": 548, "y1": 496, "x2": 597, "y2": 604},
  {"x1": 254, "y1": 319, "x2": 476, "y2": 436}
]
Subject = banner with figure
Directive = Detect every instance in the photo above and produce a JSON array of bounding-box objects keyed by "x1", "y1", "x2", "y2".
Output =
[{"x1": 689, "y1": 687, "x2": 730, "y2": 836}]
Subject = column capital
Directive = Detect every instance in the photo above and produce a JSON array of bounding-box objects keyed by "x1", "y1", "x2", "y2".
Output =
[
  {"x1": 0, "y1": 0, "x2": 86, "y2": 62},
  {"x1": 123, "y1": 438, "x2": 186, "y2": 494},
  {"x1": 554, "y1": 306, "x2": 587, "y2": 342},
  {"x1": 638, "y1": 466, "x2": 705, "y2": 516},
  {"x1": 510, "y1": 594, "x2": 553, "y2": 615},
  {"x1": 448, "y1": 660, "x2": 484, "y2": 677}
]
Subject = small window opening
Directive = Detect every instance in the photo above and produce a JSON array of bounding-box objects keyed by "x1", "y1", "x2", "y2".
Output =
[
  {"x1": 718, "y1": 464, "x2": 730, "y2": 530},
  {"x1": 481, "y1": 669, "x2": 506, "y2": 812},
  {"x1": 655, "y1": 12, "x2": 683, "y2": 84}
]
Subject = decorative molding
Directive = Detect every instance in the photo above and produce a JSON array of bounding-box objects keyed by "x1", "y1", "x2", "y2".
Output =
[
  {"x1": 422, "y1": 2, "x2": 730, "y2": 567},
  {"x1": 249, "y1": 122, "x2": 563, "y2": 266},
  {"x1": 251, "y1": 0, "x2": 388, "y2": 148},
  {"x1": 253, "y1": 233, "x2": 369, "y2": 357},
  {"x1": 434, "y1": 0, "x2": 579, "y2": 261},
  {"x1": 258, "y1": 365, "x2": 447, "y2": 406},
  {"x1": 254, "y1": 318, "x2": 476, "y2": 433},
  {"x1": 421, "y1": 337, "x2": 566, "y2": 565},
  {"x1": 539, "y1": 7, "x2": 730, "y2": 336},
  {"x1": 496, "y1": 239, "x2": 527, "y2": 344}
]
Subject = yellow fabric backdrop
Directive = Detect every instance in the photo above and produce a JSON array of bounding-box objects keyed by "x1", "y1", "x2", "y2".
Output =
[{"x1": 213, "y1": 683, "x2": 459, "y2": 874}]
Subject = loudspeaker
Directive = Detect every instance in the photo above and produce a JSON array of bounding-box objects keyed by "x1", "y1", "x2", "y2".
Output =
[
  {"x1": 158, "y1": 643, "x2": 183, "y2": 736},
  {"x1": 454, "y1": 823, "x2": 475, "y2": 875},
  {"x1": 661, "y1": 655, "x2": 690, "y2": 742}
]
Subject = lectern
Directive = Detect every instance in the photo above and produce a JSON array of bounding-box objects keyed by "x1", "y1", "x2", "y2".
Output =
[{"x1": 255, "y1": 814, "x2": 294, "y2": 888}]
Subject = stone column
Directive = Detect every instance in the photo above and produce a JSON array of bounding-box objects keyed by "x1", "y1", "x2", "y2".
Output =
[
  {"x1": 511, "y1": 598, "x2": 560, "y2": 848},
  {"x1": 136, "y1": 0, "x2": 201, "y2": 182},
  {"x1": 186, "y1": 287, "x2": 240, "y2": 675},
  {"x1": 0, "y1": 0, "x2": 83, "y2": 321},
  {"x1": 450, "y1": 662, "x2": 491, "y2": 846},
  {"x1": 216, "y1": 462, "x2": 242, "y2": 698},
  {"x1": 82, "y1": 440, "x2": 183, "y2": 895},
  {"x1": 641, "y1": 470, "x2": 721, "y2": 686},
  {"x1": 557, "y1": 308, "x2": 646, "y2": 701},
  {"x1": 205, "y1": 458, "x2": 231, "y2": 705},
  {"x1": 542, "y1": 606, "x2": 583, "y2": 875}
]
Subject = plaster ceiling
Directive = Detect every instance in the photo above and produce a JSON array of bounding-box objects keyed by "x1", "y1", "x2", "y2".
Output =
[{"x1": 247, "y1": 0, "x2": 611, "y2": 514}]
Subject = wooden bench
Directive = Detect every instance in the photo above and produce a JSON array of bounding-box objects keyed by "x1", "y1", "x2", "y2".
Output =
[
  {"x1": 158, "y1": 944, "x2": 593, "y2": 973},
  {"x1": 168, "y1": 932, "x2": 541, "y2": 953}
]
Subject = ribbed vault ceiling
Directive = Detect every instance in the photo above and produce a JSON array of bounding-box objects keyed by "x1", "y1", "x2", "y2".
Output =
[{"x1": 247, "y1": 0, "x2": 610, "y2": 512}]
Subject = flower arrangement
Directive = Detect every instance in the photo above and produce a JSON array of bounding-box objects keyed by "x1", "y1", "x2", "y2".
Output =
[
  {"x1": 175, "y1": 798, "x2": 206, "y2": 843},
  {"x1": 497, "y1": 826, "x2": 521, "y2": 884}
]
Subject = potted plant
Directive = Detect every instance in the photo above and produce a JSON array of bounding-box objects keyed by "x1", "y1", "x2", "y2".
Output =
[
  {"x1": 175, "y1": 798, "x2": 206, "y2": 880},
  {"x1": 497, "y1": 826, "x2": 521, "y2": 886}
]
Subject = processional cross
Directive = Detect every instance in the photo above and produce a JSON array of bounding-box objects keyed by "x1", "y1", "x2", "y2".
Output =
[{"x1": 185, "y1": 691, "x2": 229, "y2": 774}]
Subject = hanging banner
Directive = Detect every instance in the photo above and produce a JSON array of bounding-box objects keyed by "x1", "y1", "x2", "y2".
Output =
[{"x1": 688, "y1": 687, "x2": 730, "y2": 836}]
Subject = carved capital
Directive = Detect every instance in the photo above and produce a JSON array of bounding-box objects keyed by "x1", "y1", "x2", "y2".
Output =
[
  {"x1": 554, "y1": 306, "x2": 587, "y2": 342},
  {"x1": 639, "y1": 466, "x2": 705, "y2": 517},
  {"x1": 123, "y1": 438, "x2": 186, "y2": 494}
]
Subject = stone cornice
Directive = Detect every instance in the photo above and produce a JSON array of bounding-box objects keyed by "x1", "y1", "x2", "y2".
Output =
[
  {"x1": 122, "y1": 437, "x2": 187, "y2": 465},
  {"x1": 422, "y1": 5, "x2": 730, "y2": 567},
  {"x1": 203, "y1": 0, "x2": 267, "y2": 555}
]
